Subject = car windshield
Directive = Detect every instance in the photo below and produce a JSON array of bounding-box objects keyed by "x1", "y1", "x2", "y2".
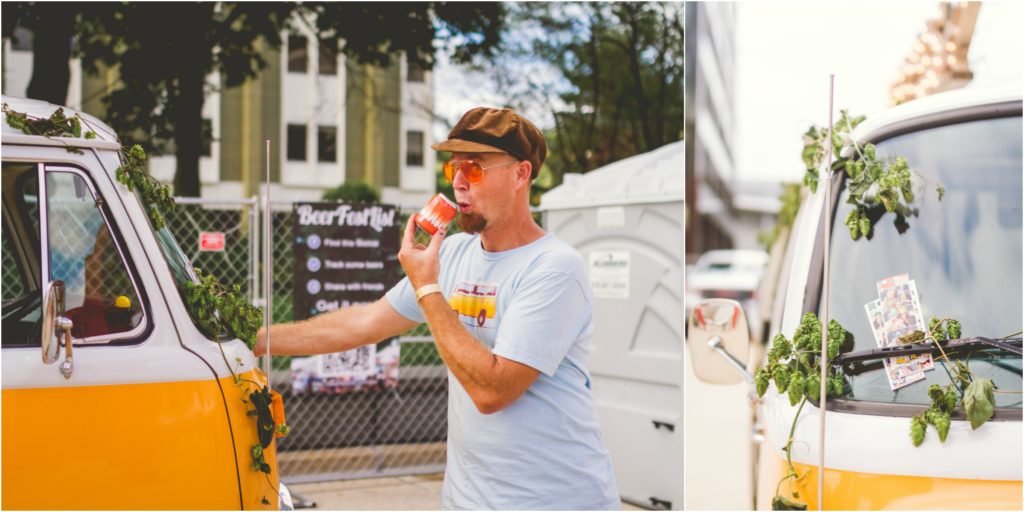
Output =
[
  {"x1": 142, "y1": 204, "x2": 227, "y2": 341},
  {"x1": 825, "y1": 115, "x2": 1022, "y2": 408}
]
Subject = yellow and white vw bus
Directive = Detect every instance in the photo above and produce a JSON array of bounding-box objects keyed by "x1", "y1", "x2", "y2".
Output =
[
  {"x1": 1, "y1": 96, "x2": 291, "y2": 510},
  {"x1": 689, "y1": 85, "x2": 1022, "y2": 509}
]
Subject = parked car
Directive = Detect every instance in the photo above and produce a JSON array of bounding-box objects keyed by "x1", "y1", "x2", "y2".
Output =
[
  {"x1": 688, "y1": 84, "x2": 1022, "y2": 509},
  {"x1": 1, "y1": 96, "x2": 292, "y2": 510},
  {"x1": 686, "y1": 249, "x2": 768, "y2": 339}
]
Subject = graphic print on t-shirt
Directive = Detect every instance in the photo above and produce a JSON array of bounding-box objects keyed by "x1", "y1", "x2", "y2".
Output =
[{"x1": 449, "y1": 281, "x2": 498, "y2": 328}]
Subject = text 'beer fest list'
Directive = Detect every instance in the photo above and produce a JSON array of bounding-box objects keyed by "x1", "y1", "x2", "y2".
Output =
[{"x1": 291, "y1": 203, "x2": 404, "y2": 392}]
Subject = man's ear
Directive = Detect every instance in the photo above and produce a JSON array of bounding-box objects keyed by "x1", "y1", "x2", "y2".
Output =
[{"x1": 515, "y1": 160, "x2": 533, "y2": 188}]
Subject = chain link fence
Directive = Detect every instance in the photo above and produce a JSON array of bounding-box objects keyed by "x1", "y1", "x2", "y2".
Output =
[
  {"x1": 2, "y1": 195, "x2": 448, "y2": 482},
  {"x1": 174, "y1": 199, "x2": 448, "y2": 483}
]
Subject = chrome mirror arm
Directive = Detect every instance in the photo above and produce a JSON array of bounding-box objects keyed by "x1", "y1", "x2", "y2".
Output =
[
  {"x1": 57, "y1": 316, "x2": 74, "y2": 379},
  {"x1": 707, "y1": 336, "x2": 760, "y2": 402},
  {"x1": 707, "y1": 336, "x2": 754, "y2": 385}
]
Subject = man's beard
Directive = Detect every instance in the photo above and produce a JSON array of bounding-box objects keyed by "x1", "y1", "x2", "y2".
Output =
[{"x1": 456, "y1": 212, "x2": 487, "y2": 233}]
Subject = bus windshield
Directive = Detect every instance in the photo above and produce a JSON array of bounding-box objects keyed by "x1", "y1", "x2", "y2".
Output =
[{"x1": 825, "y1": 115, "x2": 1022, "y2": 408}]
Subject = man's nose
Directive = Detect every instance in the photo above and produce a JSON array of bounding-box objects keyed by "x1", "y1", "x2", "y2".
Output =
[{"x1": 452, "y1": 169, "x2": 471, "y2": 190}]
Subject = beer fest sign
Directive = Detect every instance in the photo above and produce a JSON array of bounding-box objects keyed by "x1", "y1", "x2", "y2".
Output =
[{"x1": 291, "y1": 203, "x2": 403, "y2": 393}]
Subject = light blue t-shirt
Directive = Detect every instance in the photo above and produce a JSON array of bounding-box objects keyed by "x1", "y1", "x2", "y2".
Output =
[{"x1": 386, "y1": 232, "x2": 620, "y2": 510}]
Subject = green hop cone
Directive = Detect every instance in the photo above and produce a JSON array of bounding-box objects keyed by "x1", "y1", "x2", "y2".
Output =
[
  {"x1": 947, "y1": 320, "x2": 961, "y2": 340},
  {"x1": 805, "y1": 373, "x2": 821, "y2": 402},
  {"x1": 928, "y1": 317, "x2": 945, "y2": 341},
  {"x1": 806, "y1": 327, "x2": 823, "y2": 348},
  {"x1": 773, "y1": 366, "x2": 791, "y2": 393},
  {"x1": 910, "y1": 415, "x2": 927, "y2": 447},
  {"x1": 788, "y1": 373, "x2": 806, "y2": 406},
  {"x1": 858, "y1": 216, "x2": 871, "y2": 238},
  {"x1": 942, "y1": 387, "x2": 958, "y2": 414},
  {"x1": 934, "y1": 412, "x2": 951, "y2": 443},
  {"x1": 772, "y1": 495, "x2": 808, "y2": 511},
  {"x1": 864, "y1": 143, "x2": 876, "y2": 160},
  {"x1": 845, "y1": 209, "x2": 862, "y2": 240},
  {"x1": 770, "y1": 334, "x2": 792, "y2": 361},
  {"x1": 827, "y1": 373, "x2": 846, "y2": 397},
  {"x1": 755, "y1": 367, "x2": 770, "y2": 398},
  {"x1": 826, "y1": 329, "x2": 842, "y2": 360},
  {"x1": 827, "y1": 320, "x2": 844, "y2": 344}
]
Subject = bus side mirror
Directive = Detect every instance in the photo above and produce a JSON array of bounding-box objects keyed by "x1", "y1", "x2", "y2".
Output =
[
  {"x1": 41, "y1": 280, "x2": 75, "y2": 378},
  {"x1": 687, "y1": 298, "x2": 753, "y2": 385}
]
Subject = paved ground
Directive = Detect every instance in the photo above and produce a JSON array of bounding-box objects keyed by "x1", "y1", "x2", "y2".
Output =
[
  {"x1": 682, "y1": 340, "x2": 763, "y2": 510},
  {"x1": 288, "y1": 473, "x2": 643, "y2": 510}
]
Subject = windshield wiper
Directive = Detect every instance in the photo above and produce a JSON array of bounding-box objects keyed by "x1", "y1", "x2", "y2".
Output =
[{"x1": 834, "y1": 337, "x2": 1023, "y2": 365}]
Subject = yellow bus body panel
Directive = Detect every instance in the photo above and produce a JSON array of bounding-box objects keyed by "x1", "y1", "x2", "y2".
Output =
[
  {"x1": 2, "y1": 370, "x2": 278, "y2": 510},
  {"x1": 769, "y1": 457, "x2": 1022, "y2": 510}
]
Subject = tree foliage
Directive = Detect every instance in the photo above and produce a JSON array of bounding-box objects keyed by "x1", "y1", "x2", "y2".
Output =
[
  {"x1": 478, "y1": 2, "x2": 684, "y2": 190},
  {"x1": 73, "y1": 2, "x2": 296, "y2": 197},
  {"x1": 2, "y1": 2, "x2": 76, "y2": 105},
  {"x1": 321, "y1": 181, "x2": 380, "y2": 204},
  {"x1": 308, "y1": 2, "x2": 504, "y2": 67},
  {"x1": 6, "y1": 2, "x2": 505, "y2": 197}
]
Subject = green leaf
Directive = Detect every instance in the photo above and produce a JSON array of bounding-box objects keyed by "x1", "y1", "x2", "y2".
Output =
[{"x1": 963, "y1": 378, "x2": 995, "y2": 430}]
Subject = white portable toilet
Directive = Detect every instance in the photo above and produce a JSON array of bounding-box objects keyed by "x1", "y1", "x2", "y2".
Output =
[{"x1": 540, "y1": 141, "x2": 684, "y2": 510}]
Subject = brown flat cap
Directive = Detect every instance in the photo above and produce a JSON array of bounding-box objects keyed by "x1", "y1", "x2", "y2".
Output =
[{"x1": 433, "y1": 107, "x2": 547, "y2": 179}]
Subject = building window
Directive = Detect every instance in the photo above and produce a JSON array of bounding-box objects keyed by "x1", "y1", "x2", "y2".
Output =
[
  {"x1": 406, "y1": 130, "x2": 424, "y2": 167},
  {"x1": 200, "y1": 118, "x2": 213, "y2": 157},
  {"x1": 319, "y1": 39, "x2": 337, "y2": 75},
  {"x1": 407, "y1": 61, "x2": 425, "y2": 82},
  {"x1": 318, "y1": 126, "x2": 337, "y2": 162},
  {"x1": 288, "y1": 35, "x2": 307, "y2": 73},
  {"x1": 287, "y1": 124, "x2": 306, "y2": 161}
]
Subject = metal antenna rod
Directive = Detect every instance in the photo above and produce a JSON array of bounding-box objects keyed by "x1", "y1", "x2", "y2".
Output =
[
  {"x1": 818, "y1": 74, "x2": 835, "y2": 511},
  {"x1": 264, "y1": 140, "x2": 272, "y2": 380}
]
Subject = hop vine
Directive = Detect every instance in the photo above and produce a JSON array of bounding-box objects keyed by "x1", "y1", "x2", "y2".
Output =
[
  {"x1": 2, "y1": 102, "x2": 97, "y2": 153},
  {"x1": 183, "y1": 268, "x2": 263, "y2": 350},
  {"x1": 801, "y1": 109, "x2": 945, "y2": 241},
  {"x1": 757, "y1": 313, "x2": 852, "y2": 510},
  {"x1": 904, "y1": 317, "x2": 996, "y2": 447}
]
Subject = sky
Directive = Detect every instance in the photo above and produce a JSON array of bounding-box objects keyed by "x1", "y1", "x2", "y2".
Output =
[{"x1": 734, "y1": 1, "x2": 1023, "y2": 183}]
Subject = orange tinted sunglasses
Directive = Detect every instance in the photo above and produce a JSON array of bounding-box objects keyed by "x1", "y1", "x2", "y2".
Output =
[{"x1": 442, "y1": 159, "x2": 517, "y2": 184}]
